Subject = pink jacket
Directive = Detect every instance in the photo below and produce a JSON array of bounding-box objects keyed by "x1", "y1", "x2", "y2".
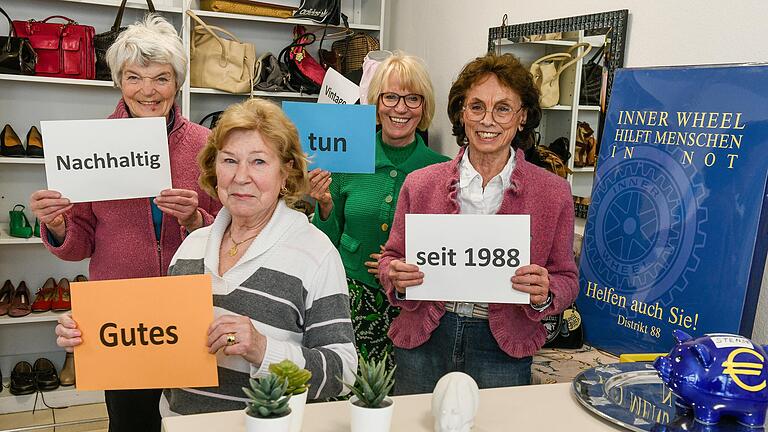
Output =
[
  {"x1": 379, "y1": 147, "x2": 578, "y2": 358},
  {"x1": 41, "y1": 100, "x2": 221, "y2": 281}
]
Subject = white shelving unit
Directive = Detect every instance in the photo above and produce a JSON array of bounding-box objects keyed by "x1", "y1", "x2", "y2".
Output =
[
  {"x1": 0, "y1": 0, "x2": 387, "y2": 416},
  {"x1": 500, "y1": 31, "x2": 605, "y2": 200}
]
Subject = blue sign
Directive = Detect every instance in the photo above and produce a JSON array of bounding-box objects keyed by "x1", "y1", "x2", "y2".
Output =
[
  {"x1": 577, "y1": 65, "x2": 768, "y2": 355},
  {"x1": 283, "y1": 102, "x2": 376, "y2": 173}
]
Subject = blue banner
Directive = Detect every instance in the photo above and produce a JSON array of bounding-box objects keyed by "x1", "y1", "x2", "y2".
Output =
[
  {"x1": 577, "y1": 65, "x2": 768, "y2": 354},
  {"x1": 283, "y1": 102, "x2": 376, "y2": 173}
]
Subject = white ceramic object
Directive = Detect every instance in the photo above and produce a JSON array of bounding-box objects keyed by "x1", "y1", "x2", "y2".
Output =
[
  {"x1": 431, "y1": 372, "x2": 479, "y2": 432},
  {"x1": 349, "y1": 395, "x2": 394, "y2": 432},
  {"x1": 244, "y1": 409, "x2": 292, "y2": 432},
  {"x1": 287, "y1": 390, "x2": 308, "y2": 432}
]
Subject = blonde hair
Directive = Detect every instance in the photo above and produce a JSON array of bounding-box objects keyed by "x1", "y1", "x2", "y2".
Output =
[
  {"x1": 198, "y1": 98, "x2": 309, "y2": 209},
  {"x1": 366, "y1": 52, "x2": 435, "y2": 131},
  {"x1": 106, "y1": 14, "x2": 187, "y2": 91}
]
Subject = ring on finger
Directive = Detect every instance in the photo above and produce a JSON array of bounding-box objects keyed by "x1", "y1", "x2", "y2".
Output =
[{"x1": 226, "y1": 333, "x2": 237, "y2": 346}]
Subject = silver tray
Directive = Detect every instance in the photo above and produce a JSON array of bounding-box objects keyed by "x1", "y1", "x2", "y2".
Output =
[{"x1": 571, "y1": 362, "x2": 766, "y2": 432}]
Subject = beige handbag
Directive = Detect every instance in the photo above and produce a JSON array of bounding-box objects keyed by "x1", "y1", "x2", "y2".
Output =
[
  {"x1": 530, "y1": 42, "x2": 591, "y2": 108},
  {"x1": 187, "y1": 10, "x2": 255, "y2": 94}
]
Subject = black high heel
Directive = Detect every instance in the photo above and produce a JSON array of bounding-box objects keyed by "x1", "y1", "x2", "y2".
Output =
[
  {"x1": 26, "y1": 125, "x2": 44, "y2": 158},
  {"x1": 0, "y1": 124, "x2": 24, "y2": 157}
]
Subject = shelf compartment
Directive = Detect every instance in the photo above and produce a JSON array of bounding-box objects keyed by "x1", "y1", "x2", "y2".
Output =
[
  {"x1": 58, "y1": 0, "x2": 182, "y2": 13},
  {"x1": 572, "y1": 167, "x2": 595, "y2": 173},
  {"x1": 189, "y1": 9, "x2": 380, "y2": 30},
  {"x1": 190, "y1": 87, "x2": 318, "y2": 99},
  {"x1": 0, "y1": 379, "x2": 105, "y2": 415},
  {"x1": 0, "y1": 311, "x2": 68, "y2": 325},
  {"x1": 0, "y1": 157, "x2": 45, "y2": 165},
  {"x1": 0, "y1": 74, "x2": 114, "y2": 88},
  {"x1": 0, "y1": 226, "x2": 43, "y2": 245}
]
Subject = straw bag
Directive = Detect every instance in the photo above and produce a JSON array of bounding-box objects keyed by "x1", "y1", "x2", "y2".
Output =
[
  {"x1": 187, "y1": 10, "x2": 255, "y2": 94},
  {"x1": 331, "y1": 31, "x2": 379, "y2": 75},
  {"x1": 530, "y1": 42, "x2": 591, "y2": 108}
]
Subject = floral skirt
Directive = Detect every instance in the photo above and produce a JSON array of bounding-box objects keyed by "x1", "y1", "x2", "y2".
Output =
[{"x1": 347, "y1": 277, "x2": 399, "y2": 372}]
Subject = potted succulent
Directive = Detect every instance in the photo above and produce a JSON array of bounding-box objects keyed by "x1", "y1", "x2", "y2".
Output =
[
  {"x1": 269, "y1": 360, "x2": 312, "y2": 432},
  {"x1": 340, "y1": 354, "x2": 396, "y2": 432},
  {"x1": 242, "y1": 373, "x2": 292, "y2": 432}
]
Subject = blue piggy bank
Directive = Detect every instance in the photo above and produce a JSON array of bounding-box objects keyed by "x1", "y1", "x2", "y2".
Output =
[{"x1": 654, "y1": 330, "x2": 768, "y2": 427}]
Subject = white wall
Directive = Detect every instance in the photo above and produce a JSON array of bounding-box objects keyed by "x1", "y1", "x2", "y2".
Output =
[{"x1": 386, "y1": 0, "x2": 768, "y2": 343}]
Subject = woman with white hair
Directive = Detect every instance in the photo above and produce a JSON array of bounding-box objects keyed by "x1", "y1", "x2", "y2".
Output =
[{"x1": 29, "y1": 14, "x2": 220, "y2": 432}]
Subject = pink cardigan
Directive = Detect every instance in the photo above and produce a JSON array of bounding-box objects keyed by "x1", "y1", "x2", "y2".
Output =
[
  {"x1": 379, "y1": 147, "x2": 578, "y2": 358},
  {"x1": 41, "y1": 100, "x2": 221, "y2": 281}
]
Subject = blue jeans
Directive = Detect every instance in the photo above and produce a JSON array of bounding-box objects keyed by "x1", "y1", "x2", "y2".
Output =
[{"x1": 393, "y1": 312, "x2": 532, "y2": 395}]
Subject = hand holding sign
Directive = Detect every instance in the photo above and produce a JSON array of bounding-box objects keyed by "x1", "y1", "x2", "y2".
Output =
[
  {"x1": 511, "y1": 264, "x2": 551, "y2": 306},
  {"x1": 55, "y1": 312, "x2": 82, "y2": 353},
  {"x1": 154, "y1": 188, "x2": 202, "y2": 231},
  {"x1": 29, "y1": 189, "x2": 72, "y2": 241},
  {"x1": 388, "y1": 259, "x2": 424, "y2": 294},
  {"x1": 308, "y1": 168, "x2": 333, "y2": 219},
  {"x1": 207, "y1": 314, "x2": 267, "y2": 364}
]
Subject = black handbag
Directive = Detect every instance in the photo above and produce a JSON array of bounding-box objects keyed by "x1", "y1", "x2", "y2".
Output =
[
  {"x1": 543, "y1": 303, "x2": 584, "y2": 349},
  {"x1": 278, "y1": 26, "x2": 323, "y2": 95},
  {"x1": 94, "y1": 0, "x2": 156, "y2": 81},
  {"x1": 199, "y1": 111, "x2": 223, "y2": 129},
  {"x1": 0, "y1": 7, "x2": 36, "y2": 75},
  {"x1": 579, "y1": 45, "x2": 604, "y2": 106},
  {"x1": 293, "y1": 0, "x2": 340, "y2": 25}
]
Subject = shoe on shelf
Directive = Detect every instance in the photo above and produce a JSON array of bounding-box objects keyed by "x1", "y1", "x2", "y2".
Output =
[
  {"x1": 34, "y1": 218, "x2": 40, "y2": 237},
  {"x1": 51, "y1": 278, "x2": 72, "y2": 311},
  {"x1": 33, "y1": 358, "x2": 60, "y2": 391},
  {"x1": 0, "y1": 280, "x2": 13, "y2": 316},
  {"x1": 8, "y1": 281, "x2": 32, "y2": 318},
  {"x1": 25, "y1": 125, "x2": 44, "y2": 158},
  {"x1": 0, "y1": 124, "x2": 24, "y2": 157},
  {"x1": 9, "y1": 361, "x2": 35, "y2": 395},
  {"x1": 31, "y1": 277, "x2": 57, "y2": 312},
  {"x1": 9, "y1": 204, "x2": 33, "y2": 239},
  {"x1": 59, "y1": 352, "x2": 75, "y2": 386},
  {"x1": 74, "y1": 274, "x2": 88, "y2": 283}
]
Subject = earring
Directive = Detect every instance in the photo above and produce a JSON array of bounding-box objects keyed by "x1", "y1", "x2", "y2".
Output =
[{"x1": 280, "y1": 185, "x2": 288, "y2": 196}]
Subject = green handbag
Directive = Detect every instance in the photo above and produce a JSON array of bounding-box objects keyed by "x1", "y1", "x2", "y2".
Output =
[{"x1": 9, "y1": 204, "x2": 32, "y2": 238}]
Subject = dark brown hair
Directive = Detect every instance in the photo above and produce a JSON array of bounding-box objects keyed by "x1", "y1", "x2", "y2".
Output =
[{"x1": 447, "y1": 53, "x2": 541, "y2": 150}]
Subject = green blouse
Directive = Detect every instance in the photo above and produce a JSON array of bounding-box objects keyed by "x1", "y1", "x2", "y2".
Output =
[{"x1": 313, "y1": 131, "x2": 450, "y2": 287}]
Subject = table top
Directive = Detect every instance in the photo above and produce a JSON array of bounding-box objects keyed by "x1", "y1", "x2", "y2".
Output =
[{"x1": 162, "y1": 383, "x2": 620, "y2": 432}]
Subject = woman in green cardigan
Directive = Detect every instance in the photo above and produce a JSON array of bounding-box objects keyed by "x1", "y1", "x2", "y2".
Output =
[{"x1": 309, "y1": 53, "x2": 449, "y2": 370}]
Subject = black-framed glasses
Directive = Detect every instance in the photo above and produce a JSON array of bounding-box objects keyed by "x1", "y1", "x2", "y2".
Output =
[
  {"x1": 379, "y1": 92, "x2": 424, "y2": 109},
  {"x1": 463, "y1": 101, "x2": 523, "y2": 124}
]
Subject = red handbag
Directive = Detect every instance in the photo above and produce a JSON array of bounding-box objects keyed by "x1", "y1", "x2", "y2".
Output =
[
  {"x1": 279, "y1": 25, "x2": 325, "y2": 94},
  {"x1": 12, "y1": 16, "x2": 95, "y2": 79}
]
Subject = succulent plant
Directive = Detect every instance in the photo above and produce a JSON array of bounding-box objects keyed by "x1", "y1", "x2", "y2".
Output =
[
  {"x1": 242, "y1": 374, "x2": 292, "y2": 418},
  {"x1": 269, "y1": 359, "x2": 312, "y2": 395},
  {"x1": 339, "y1": 354, "x2": 396, "y2": 408}
]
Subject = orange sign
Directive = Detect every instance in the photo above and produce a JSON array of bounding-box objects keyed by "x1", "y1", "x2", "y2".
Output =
[{"x1": 70, "y1": 274, "x2": 218, "y2": 390}]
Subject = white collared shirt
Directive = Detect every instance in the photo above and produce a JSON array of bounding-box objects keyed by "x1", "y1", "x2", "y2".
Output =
[{"x1": 458, "y1": 147, "x2": 516, "y2": 215}]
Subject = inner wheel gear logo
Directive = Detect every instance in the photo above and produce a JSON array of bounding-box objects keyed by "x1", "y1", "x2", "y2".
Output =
[{"x1": 582, "y1": 146, "x2": 707, "y2": 308}]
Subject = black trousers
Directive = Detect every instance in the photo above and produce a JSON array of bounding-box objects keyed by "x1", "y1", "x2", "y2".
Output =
[{"x1": 105, "y1": 389, "x2": 162, "y2": 432}]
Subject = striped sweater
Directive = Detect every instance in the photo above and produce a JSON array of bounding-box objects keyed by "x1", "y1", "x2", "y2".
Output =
[{"x1": 164, "y1": 201, "x2": 357, "y2": 415}]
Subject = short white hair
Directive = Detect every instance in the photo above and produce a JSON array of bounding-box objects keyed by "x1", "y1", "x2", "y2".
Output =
[{"x1": 106, "y1": 14, "x2": 187, "y2": 91}]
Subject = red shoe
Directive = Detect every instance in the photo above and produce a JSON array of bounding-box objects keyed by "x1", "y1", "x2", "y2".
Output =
[
  {"x1": 31, "y1": 278, "x2": 57, "y2": 312},
  {"x1": 50, "y1": 278, "x2": 71, "y2": 312}
]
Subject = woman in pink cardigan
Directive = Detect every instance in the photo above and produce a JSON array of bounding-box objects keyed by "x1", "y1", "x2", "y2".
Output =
[{"x1": 379, "y1": 53, "x2": 578, "y2": 395}]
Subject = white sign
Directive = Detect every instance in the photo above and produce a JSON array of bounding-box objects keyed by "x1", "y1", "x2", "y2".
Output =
[
  {"x1": 318, "y1": 67, "x2": 360, "y2": 105},
  {"x1": 405, "y1": 214, "x2": 531, "y2": 303},
  {"x1": 41, "y1": 118, "x2": 172, "y2": 203}
]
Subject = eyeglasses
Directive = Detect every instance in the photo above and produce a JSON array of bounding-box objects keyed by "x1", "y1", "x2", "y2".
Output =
[
  {"x1": 122, "y1": 73, "x2": 175, "y2": 89},
  {"x1": 379, "y1": 92, "x2": 424, "y2": 109},
  {"x1": 463, "y1": 101, "x2": 523, "y2": 124}
]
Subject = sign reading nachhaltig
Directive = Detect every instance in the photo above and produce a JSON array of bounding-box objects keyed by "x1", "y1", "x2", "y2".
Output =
[{"x1": 41, "y1": 117, "x2": 172, "y2": 203}]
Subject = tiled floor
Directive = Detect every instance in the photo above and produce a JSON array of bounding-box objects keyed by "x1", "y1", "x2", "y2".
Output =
[{"x1": 0, "y1": 403, "x2": 108, "y2": 432}]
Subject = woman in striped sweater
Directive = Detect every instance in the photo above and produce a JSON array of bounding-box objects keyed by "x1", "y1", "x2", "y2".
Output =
[{"x1": 55, "y1": 98, "x2": 357, "y2": 414}]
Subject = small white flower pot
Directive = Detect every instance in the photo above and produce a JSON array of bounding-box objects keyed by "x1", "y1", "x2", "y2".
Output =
[
  {"x1": 244, "y1": 409, "x2": 292, "y2": 432},
  {"x1": 287, "y1": 390, "x2": 308, "y2": 432},
  {"x1": 349, "y1": 396, "x2": 394, "y2": 432}
]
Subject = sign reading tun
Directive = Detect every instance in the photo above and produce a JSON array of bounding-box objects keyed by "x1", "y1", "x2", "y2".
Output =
[{"x1": 41, "y1": 118, "x2": 172, "y2": 203}]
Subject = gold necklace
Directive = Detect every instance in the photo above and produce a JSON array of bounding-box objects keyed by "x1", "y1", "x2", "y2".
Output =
[{"x1": 228, "y1": 231, "x2": 260, "y2": 256}]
